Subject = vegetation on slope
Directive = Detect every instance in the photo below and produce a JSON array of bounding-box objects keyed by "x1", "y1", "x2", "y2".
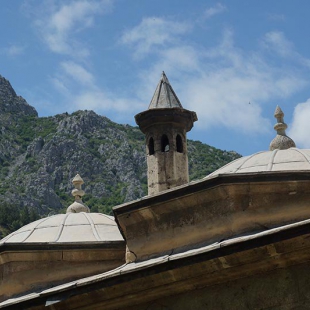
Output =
[{"x1": 0, "y1": 75, "x2": 241, "y2": 237}]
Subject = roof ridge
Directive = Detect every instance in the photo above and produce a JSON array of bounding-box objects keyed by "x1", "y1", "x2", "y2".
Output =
[{"x1": 83, "y1": 212, "x2": 102, "y2": 241}]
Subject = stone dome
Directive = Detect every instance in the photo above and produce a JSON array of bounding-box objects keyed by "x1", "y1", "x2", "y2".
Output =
[
  {"x1": 0, "y1": 212, "x2": 123, "y2": 244},
  {"x1": 206, "y1": 148, "x2": 310, "y2": 178}
]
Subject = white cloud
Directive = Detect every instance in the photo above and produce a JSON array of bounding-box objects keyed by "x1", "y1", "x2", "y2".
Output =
[
  {"x1": 44, "y1": 15, "x2": 308, "y2": 134},
  {"x1": 161, "y1": 46, "x2": 200, "y2": 71},
  {"x1": 120, "y1": 17, "x2": 190, "y2": 58},
  {"x1": 25, "y1": 6, "x2": 309, "y2": 136},
  {"x1": 0, "y1": 45, "x2": 25, "y2": 56},
  {"x1": 51, "y1": 62, "x2": 144, "y2": 116},
  {"x1": 73, "y1": 90, "x2": 143, "y2": 113},
  {"x1": 50, "y1": 76, "x2": 71, "y2": 96},
  {"x1": 203, "y1": 3, "x2": 226, "y2": 19},
  {"x1": 262, "y1": 31, "x2": 310, "y2": 68},
  {"x1": 262, "y1": 31, "x2": 294, "y2": 58},
  {"x1": 182, "y1": 69, "x2": 298, "y2": 133},
  {"x1": 6, "y1": 45, "x2": 25, "y2": 56},
  {"x1": 131, "y1": 29, "x2": 307, "y2": 134},
  {"x1": 74, "y1": 90, "x2": 109, "y2": 110},
  {"x1": 288, "y1": 99, "x2": 310, "y2": 148},
  {"x1": 30, "y1": 0, "x2": 112, "y2": 57},
  {"x1": 60, "y1": 61, "x2": 94, "y2": 85}
]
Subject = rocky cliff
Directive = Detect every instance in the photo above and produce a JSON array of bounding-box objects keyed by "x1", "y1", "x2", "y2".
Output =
[{"x1": 0, "y1": 75, "x2": 240, "y2": 217}]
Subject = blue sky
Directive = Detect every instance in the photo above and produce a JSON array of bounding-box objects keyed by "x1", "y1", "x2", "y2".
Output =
[{"x1": 1, "y1": 1, "x2": 310, "y2": 156}]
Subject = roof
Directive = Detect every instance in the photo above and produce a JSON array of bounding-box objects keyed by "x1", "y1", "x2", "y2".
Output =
[
  {"x1": 148, "y1": 72, "x2": 183, "y2": 109},
  {"x1": 0, "y1": 212, "x2": 123, "y2": 244},
  {"x1": 207, "y1": 148, "x2": 310, "y2": 177},
  {"x1": 2, "y1": 217, "x2": 310, "y2": 309}
]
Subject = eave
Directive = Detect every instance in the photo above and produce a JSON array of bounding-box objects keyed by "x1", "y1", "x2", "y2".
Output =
[
  {"x1": 2, "y1": 218, "x2": 310, "y2": 309},
  {"x1": 113, "y1": 171, "x2": 310, "y2": 260}
]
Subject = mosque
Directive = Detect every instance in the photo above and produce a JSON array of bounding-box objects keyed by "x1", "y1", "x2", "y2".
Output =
[{"x1": 1, "y1": 73, "x2": 310, "y2": 309}]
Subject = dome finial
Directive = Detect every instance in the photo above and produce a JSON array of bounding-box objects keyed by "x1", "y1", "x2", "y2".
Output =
[
  {"x1": 269, "y1": 106, "x2": 296, "y2": 151},
  {"x1": 66, "y1": 174, "x2": 90, "y2": 213}
]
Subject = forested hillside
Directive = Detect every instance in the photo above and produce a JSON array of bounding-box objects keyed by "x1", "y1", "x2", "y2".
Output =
[{"x1": 0, "y1": 75, "x2": 240, "y2": 237}]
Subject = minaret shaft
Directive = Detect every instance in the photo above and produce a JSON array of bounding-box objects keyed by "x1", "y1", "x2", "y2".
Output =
[
  {"x1": 146, "y1": 124, "x2": 189, "y2": 195},
  {"x1": 135, "y1": 72, "x2": 197, "y2": 195}
]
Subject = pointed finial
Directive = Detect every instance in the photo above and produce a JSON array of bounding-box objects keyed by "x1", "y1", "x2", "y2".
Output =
[
  {"x1": 274, "y1": 106, "x2": 286, "y2": 134},
  {"x1": 269, "y1": 106, "x2": 296, "y2": 151},
  {"x1": 161, "y1": 71, "x2": 168, "y2": 82},
  {"x1": 66, "y1": 174, "x2": 90, "y2": 213}
]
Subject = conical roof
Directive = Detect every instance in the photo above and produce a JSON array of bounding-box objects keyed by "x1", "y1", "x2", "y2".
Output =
[{"x1": 148, "y1": 72, "x2": 183, "y2": 109}]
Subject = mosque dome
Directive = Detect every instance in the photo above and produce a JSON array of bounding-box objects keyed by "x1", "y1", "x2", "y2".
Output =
[
  {"x1": 207, "y1": 148, "x2": 310, "y2": 177},
  {"x1": 207, "y1": 106, "x2": 302, "y2": 178},
  {"x1": 0, "y1": 174, "x2": 123, "y2": 244},
  {"x1": 0, "y1": 212, "x2": 123, "y2": 244},
  {"x1": 0, "y1": 174, "x2": 125, "y2": 301}
]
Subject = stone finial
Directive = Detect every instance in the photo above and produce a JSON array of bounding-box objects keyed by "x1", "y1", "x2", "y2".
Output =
[
  {"x1": 269, "y1": 106, "x2": 296, "y2": 151},
  {"x1": 66, "y1": 174, "x2": 90, "y2": 213}
]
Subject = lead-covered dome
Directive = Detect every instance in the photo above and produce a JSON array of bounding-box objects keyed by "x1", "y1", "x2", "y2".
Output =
[
  {"x1": 0, "y1": 174, "x2": 125, "y2": 302},
  {"x1": 0, "y1": 174, "x2": 123, "y2": 244},
  {"x1": 207, "y1": 148, "x2": 310, "y2": 177},
  {"x1": 207, "y1": 106, "x2": 303, "y2": 178},
  {"x1": 0, "y1": 212, "x2": 123, "y2": 244}
]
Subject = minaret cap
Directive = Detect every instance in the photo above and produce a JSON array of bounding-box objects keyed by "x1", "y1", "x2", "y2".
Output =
[
  {"x1": 135, "y1": 72, "x2": 197, "y2": 133},
  {"x1": 66, "y1": 174, "x2": 90, "y2": 213},
  {"x1": 269, "y1": 106, "x2": 296, "y2": 151},
  {"x1": 148, "y1": 71, "x2": 183, "y2": 109}
]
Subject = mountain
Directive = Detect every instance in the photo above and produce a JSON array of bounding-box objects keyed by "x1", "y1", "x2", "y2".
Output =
[{"x1": 0, "y1": 75, "x2": 241, "y2": 231}]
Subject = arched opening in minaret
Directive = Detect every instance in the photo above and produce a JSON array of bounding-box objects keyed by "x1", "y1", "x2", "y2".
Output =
[
  {"x1": 176, "y1": 134, "x2": 183, "y2": 153},
  {"x1": 161, "y1": 135, "x2": 170, "y2": 152},
  {"x1": 148, "y1": 137, "x2": 155, "y2": 155}
]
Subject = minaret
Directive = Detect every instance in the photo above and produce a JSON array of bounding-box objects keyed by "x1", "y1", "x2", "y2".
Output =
[
  {"x1": 269, "y1": 106, "x2": 296, "y2": 151},
  {"x1": 135, "y1": 72, "x2": 197, "y2": 195}
]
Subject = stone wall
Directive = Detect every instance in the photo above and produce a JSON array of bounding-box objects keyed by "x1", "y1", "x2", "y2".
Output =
[{"x1": 126, "y1": 261, "x2": 310, "y2": 310}]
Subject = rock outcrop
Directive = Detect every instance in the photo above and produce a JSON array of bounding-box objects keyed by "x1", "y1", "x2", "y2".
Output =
[{"x1": 0, "y1": 75, "x2": 241, "y2": 216}]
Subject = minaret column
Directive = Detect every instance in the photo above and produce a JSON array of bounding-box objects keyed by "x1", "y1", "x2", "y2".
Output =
[{"x1": 135, "y1": 72, "x2": 197, "y2": 195}]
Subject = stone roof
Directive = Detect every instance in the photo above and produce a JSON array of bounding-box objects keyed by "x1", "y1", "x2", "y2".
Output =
[
  {"x1": 0, "y1": 213, "x2": 123, "y2": 244},
  {"x1": 207, "y1": 148, "x2": 310, "y2": 177},
  {"x1": 148, "y1": 72, "x2": 183, "y2": 109},
  {"x1": 2, "y1": 217, "x2": 310, "y2": 309},
  {"x1": 0, "y1": 173, "x2": 124, "y2": 244}
]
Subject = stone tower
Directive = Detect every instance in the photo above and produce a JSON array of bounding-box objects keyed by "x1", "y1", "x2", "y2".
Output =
[{"x1": 135, "y1": 72, "x2": 197, "y2": 195}]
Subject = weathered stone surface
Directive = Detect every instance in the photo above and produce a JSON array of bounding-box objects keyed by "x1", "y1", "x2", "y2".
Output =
[
  {"x1": 269, "y1": 105, "x2": 295, "y2": 151},
  {"x1": 115, "y1": 172, "x2": 310, "y2": 261},
  {"x1": 126, "y1": 263, "x2": 309, "y2": 310},
  {"x1": 15, "y1": 224, "x2": 310, "y2": 310},
  {"x1": 135, "y1": 72, "x2": 197, "y2": 195},
  {"x1": 0, "y1": 247, "x2": 125, "y2": 302}
]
